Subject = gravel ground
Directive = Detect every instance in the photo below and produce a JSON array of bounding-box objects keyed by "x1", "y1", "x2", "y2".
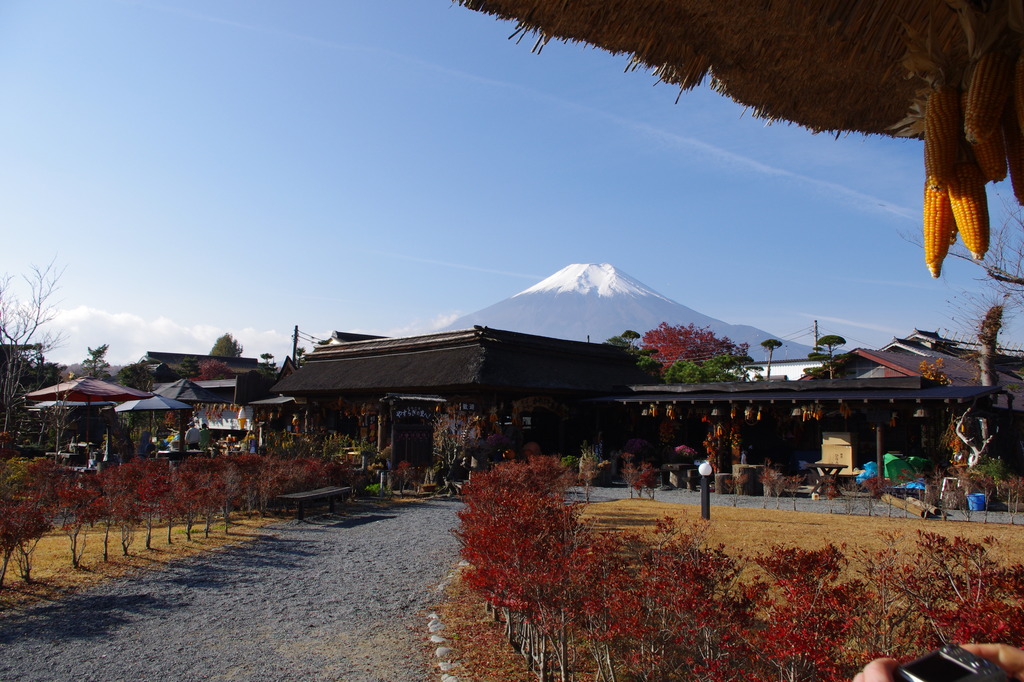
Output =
[{"x1": 0, "y1": 498, "x2": 464, "y2": 682}]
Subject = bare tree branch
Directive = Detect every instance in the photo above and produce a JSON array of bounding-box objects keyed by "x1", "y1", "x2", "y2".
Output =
[{"x1": 0, "y1": 261, "x2": 65, "y2": 433}]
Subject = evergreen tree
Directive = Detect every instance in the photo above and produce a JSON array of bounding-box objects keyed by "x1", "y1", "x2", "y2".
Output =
[
  {"x1": 210, "y1": 333, "x2": 243, "y2": 357},
  {"x1": 81, "y1": 344, "x2": 111, "y2": 379},
  {"x1": 177, "y1": 356, "x2": 200, "y2": 380},
  {"x1": 804, "y1": 335, "x2": 850, "y2": 379},
  {"x1": 258, "y1": 353, "x2": 277, "y2": 379},
  {"x1": 663, "y1": 353, "x2": 752, "y2": 383},
  {"x1": 760, "y1": 338, "x2": 783, "y2": 381},
  {"x1": 117, "y1": 361, "x2": 153, "y2": 391},
  {"x1": 605, "y1": 330, "x2": 661, "y2": 377}
]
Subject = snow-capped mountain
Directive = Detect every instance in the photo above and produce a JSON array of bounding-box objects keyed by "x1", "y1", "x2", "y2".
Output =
[{"x1": 444, "y1": 263, "x2": 812, "y2": 360}]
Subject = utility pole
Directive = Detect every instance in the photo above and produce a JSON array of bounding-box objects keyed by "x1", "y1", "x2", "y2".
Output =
[
  {"x1": 292, "y1": 325, "x2": 299, "y2": 364},
  {"x1": 813, "y1": 320, "x2": 820, "y2": 345}
]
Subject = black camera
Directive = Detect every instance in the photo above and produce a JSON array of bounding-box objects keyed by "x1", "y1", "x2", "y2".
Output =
[{"x1": 896, "y1": 644, "x2": 1007, "y2": 682}]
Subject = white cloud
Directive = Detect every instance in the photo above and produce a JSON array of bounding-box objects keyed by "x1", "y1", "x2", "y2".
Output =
[
  {"x1": 379, "y1": 312, "x2": 462, "y2": 338},
  {"x1": 45, "y1": 306, "x2": 296, "y2": 367}
]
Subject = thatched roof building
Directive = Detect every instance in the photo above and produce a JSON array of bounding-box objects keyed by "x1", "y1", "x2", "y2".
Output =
[
  {"x1": 141, "y1": 351, "x2": 259, "y2": 383},
  {"x1": 272, "y1": 326, "x2": 651, "y2": 397},
  {"x1": 453, "y1": 0, "x2": 1017, "y2": 137},
  {"x1": 269, "y1": 327, "x2": 652, "y2": 463}
]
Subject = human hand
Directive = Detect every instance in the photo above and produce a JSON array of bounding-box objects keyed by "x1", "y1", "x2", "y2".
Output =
[
  {"x1": 853, "y1": 644, "x2": 1024, "y2": 682},
  {"x1": 960, "y1": 644, "x2": 1024, "y2": 681},
  {"x1": 852, "y1": 656, "x2": 898, "y2": 682}
]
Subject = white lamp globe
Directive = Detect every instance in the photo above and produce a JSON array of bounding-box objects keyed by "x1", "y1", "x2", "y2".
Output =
[{"x1": 698, "y1": 461, "x2": 713, "y2": 477}]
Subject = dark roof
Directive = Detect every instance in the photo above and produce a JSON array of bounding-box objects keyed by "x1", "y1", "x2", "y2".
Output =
[
  {"x1": 603, "y1": 376, "x2": 1005, "y2": 406},
  {"x1": 329, "y1": 331, "x2": 387, "y2": 343},
  {"x1": 271, "y1": 327, "x2": 651, "y2": 397},
  {"x1": 153, "y1": 379, "x2": 229, "y2": 404},
  {"x1": 849, "y1": 348, "x2": 985, "y2": 384},
  {"x1": 248, "y1": 395, "x2": 295, "y2": 406},
  {"x1": 880, "y1": 330, "x2": 1024, "y2": 366},
  {"x1": 848, "y1": 348, "x2": 1024, "y2": 410},
  {"x1": 143, "y1": 351, "x2": 259, "y2": 373}
]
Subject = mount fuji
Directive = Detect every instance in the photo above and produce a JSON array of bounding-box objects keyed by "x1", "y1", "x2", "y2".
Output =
[{"x1": 443, "y1": 263, "x2": 812, "y2": 359}]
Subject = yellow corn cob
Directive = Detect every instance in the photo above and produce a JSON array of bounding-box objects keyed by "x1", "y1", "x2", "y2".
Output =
[
  {"x1": 923, "y1": 181, "x2": 956, "y2": 277},
  {"x1": 947, "y1": 161, "x2": 990, "y2": 259},
  {"x1": 924, "y1": 86, "x2": 961, "y2": 190},
  {"x1": 964, "y1": 51, "x2": 1013, "y2": 144},
  {"x1": 971, "y1": 124, "x2": 1008, "y2": 181},
  {"x1": 1004, "y1": 99, "x2": 1024, "y2": 205}
]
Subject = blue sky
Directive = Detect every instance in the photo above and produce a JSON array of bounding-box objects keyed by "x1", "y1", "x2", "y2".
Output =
[{"x1": 1, "y1": 0, "x2": 1019, "y2": 366}]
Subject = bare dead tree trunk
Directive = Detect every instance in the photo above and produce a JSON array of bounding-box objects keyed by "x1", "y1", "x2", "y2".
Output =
[{"x1": 977, "y1": 304, "x2": 1003, "y2": 387}]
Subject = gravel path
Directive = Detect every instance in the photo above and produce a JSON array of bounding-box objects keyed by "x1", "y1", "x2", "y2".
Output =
[
  {"x1": 0, "y1": 498, "x2": 464, "y2": 682},
  {"x1": 572, "y1": 482, "x2": 1020, "y2": 524}
]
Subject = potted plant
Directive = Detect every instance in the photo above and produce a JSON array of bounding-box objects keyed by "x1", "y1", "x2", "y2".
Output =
[{"x1": 673, "y1": 444, "x2": 698, "y2": 463}]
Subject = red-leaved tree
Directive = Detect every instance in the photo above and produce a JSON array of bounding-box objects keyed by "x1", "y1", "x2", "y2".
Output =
[
  {"x1": 749, "y1": 543, "x2": 865, "y2": 681},
  {"x1": 612, "y1": 518, "x2": 754, "y2": 682},
  {"x1": 52, "y1": 469, "x2": 99, "y2": 569},
  {"x1": 641, "y1": 322, "x2": 750, "y2": 368},
  {"x1": 0, "y1": 498, "x2": 51, "y2": 587},
  {"x1": 197, "y1": 358, "x2": 233, "y2": 380},
  {"x1": 136, "y1": 458, "x2": 173, "y2": 549},
  {"x1": 456, "y1": 457, "x2": 587, "y2": 681},
  {"x1": 897, "y1": 531, "x2": 1024, "y2": 645}
]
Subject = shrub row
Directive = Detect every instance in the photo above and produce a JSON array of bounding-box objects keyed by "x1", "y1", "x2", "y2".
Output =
[
  {"x1": 457, "y1": 457, "x2": 1024, "y2": 682},
  {"x1": 0, "y1": 455, "x2": 362, "y2": 588}
]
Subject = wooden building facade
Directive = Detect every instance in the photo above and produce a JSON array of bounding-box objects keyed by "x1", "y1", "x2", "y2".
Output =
[{"x1": 269, "y1": 326, "x2": 652, "y2": 467}]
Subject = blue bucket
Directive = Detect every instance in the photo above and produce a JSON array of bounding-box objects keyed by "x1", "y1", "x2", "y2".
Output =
[{"x1": 967, "y1": 493, "x2": 987, "y2": 511}]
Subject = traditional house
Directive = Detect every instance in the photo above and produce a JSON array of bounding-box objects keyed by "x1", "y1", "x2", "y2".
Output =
[
  {"x1": 269, "y1": 326, "x2": 652, "y2": 468},
  {"x1": 140, "y1": 351, "x2": 261, "y2": 383},
  {"x1": 609, "y1": 338, "x2": 1024, "y2": 476}
]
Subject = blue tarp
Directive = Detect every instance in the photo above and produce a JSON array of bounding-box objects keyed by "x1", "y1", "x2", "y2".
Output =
[
  {"x1": 856, "y1": 461, "x2": 878, "y2": 483},
  {"x1": 857, "y1": 457, "x2": 927, "y2": 488}
]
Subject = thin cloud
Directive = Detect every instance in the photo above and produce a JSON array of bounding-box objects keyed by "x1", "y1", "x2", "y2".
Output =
[
  {"x1": 131, "y1": 1, "x2": 912, "y2": 224},
  {"x1": 797, "y1": 313, "x2": 904, "y2": 336},
  {"x1": 628, "y1": 122, "x2": 917, "y2": 221},
  {"x1": 380, "y1": 312, "x2": 463, "y2": 338}
]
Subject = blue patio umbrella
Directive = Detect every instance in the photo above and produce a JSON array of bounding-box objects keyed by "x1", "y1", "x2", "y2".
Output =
[{"x1": 114, "y1": 395, "x2": 193, "y2": 412}]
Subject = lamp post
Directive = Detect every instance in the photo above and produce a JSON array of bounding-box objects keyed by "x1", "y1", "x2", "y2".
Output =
[{"x1": 698, "y1": 460, "x2": 713, "y2": 520}]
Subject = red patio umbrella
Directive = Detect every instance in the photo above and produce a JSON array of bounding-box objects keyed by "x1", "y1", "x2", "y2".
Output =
[
  {"x1": 25, "y1": 377, "x2": 153, "y2": 403},
  {"x1": 25, "y1": 377, "x2": 153, "y2": 447}
]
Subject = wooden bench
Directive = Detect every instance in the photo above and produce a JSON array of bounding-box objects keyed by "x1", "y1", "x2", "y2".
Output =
[{"x1": 277, "y1": 486, "x2": 352, "y2": 520}]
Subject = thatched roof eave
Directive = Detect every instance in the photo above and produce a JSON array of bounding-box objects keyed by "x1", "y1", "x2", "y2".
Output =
[{"x1": 452, "y1": 0, "x2": 994, "y2": 137}]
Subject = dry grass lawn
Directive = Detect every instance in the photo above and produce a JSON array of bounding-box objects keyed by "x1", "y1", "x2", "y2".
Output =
[
  {"x1": 582, "y1": 498, "x2": 1024, "y2": 563},
  {"x1": 0, "y1": 515, "x2": 279, "y2": 613}
]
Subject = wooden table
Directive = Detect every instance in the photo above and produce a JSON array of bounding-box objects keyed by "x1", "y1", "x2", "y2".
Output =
[
  {"x1": 809, "y1": 462, "x2": 848, "y2": 496},
  {"x1": 661, "y1": 463, "x2": 696, "y2": 488}
]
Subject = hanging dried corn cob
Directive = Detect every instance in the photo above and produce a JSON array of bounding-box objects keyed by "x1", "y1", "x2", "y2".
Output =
[
  {"x1": 964, "y1": 51, "x2": 1014, "y2": 144},
  {"x1": 971, "y1": 121, "x2": 1008, "y2": 180},
  {"x1": 923, "y1": 181, "x2": 956, "y2": 277},
  {"x1": 924, "y1": 86, "x2": 961, "y2": 189},
  {"x1": 960, "y1": 88, "x2": 1007, "y2": 181},
  {"x1": 1003, "y1": 99, "x2": 1024, "y2": 204},
  {"x1": 947, "y1": 161, "x2": 990, "y2": 260}
]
